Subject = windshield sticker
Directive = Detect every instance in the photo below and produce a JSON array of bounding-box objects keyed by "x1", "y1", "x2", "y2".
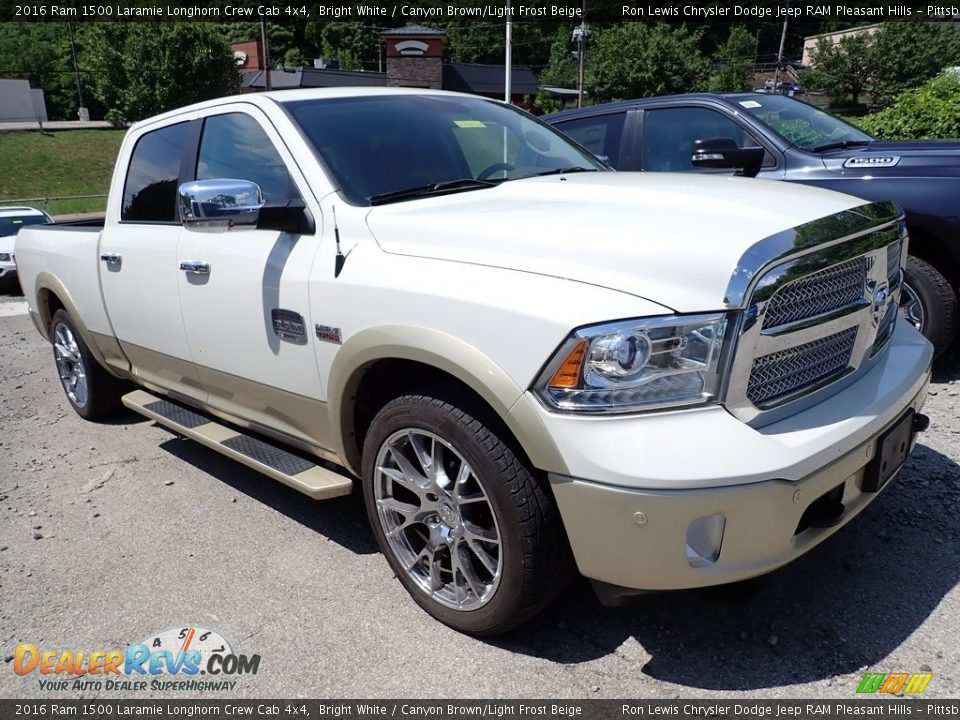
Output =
[
  {"x1": 454, "y1": 120, "x2": 486, "y2": 128},
  {"x1": 738, "y1": 100, "x2": 762, "y2": 109}
]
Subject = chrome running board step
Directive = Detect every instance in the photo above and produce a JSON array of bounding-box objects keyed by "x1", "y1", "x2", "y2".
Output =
[{"x1": 122, "y1": 389, "x2": 353, "y2": 500}]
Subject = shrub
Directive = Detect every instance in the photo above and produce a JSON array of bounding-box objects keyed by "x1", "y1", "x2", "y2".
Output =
[{"x1": 855, "y1": 73, "x2": 960, "y2": 140}]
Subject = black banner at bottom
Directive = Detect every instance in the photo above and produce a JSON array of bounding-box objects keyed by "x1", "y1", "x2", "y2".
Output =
[{"x1": 3, "y1": 699, "x2": 960, "y2": 720}]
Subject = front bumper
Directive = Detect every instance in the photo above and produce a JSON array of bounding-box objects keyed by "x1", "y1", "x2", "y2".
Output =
[
  {"x1": 543, "y1": 322, "x2": 932, "y2": 592},
  {"x1": 0, "y1": 262, "x2": 16, "y2": 281}
]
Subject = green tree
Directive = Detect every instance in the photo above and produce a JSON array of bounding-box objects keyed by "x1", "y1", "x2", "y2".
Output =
[
  {"x1": 539, "y1": 26, "x2": 578, "y2": 90},
  {"x1": 866, "y1": 22, "x2": 960, "y2": 109},
  {"x1": 856, "y1": 72, "x2": 960, "y2": 140},
  {"x1": 79, "y1": 23, "x2": 239, "y2": 126},
  {"x1": 586, "y1": 23, "x2": 709, "y2": 104},
  {"x1": 0, "y1": 23, "x2": 84, "y2": 120},
  {"x1": 303, "y1": 21, "x2": 381, "y2": 70},
  {"x1": 801, "y1": 31, "x2": 873, "y2": 106},
  {"x1": 710, "y1": 25, "x2": 756, "y2": 92},
  {"x1": 212, "y1": 22, "x2": 300, "y2": 68}
]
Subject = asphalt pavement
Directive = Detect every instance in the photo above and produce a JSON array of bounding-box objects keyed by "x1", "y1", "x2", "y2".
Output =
[{"x1": 1, "y1": 286, "x2": 959, "y2": 700}]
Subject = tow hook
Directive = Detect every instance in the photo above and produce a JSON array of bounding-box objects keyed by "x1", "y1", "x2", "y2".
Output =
[{"x1": 913, "y1": 413, "x2": 930, "y2": 433}]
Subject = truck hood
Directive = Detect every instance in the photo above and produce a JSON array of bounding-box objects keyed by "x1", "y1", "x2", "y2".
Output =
[
  {"x1": 365, "y1": 172, "x2": 865, "y2": 312},
  {"x1": 822, "y1": 140, "x2": 960, "y2": 178}
]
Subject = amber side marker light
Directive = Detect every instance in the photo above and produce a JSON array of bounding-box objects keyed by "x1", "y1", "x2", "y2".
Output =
[{"x1": 549, "y1": 339, "x2": 588, "y2": 388}]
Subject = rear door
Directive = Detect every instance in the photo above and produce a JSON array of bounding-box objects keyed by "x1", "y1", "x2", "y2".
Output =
[
  {"x1": 99, "y1": 120, "x2": 205, "y2": 403},
  {"x1": 549, "y1": 110, "x2": 634, "y2": 168}
]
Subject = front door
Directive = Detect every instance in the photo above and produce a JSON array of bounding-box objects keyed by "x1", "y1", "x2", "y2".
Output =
[{"x1": 176, "y1": 108, "x2": 330, "y2": 450}]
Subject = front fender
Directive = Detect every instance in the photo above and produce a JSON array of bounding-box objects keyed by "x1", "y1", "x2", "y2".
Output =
[{"x1": 326, "y1": 325, "x2": 567, "y2": 478}]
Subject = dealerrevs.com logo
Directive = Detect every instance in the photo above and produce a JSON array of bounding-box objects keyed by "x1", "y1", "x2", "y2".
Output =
[{"x1": 13, "y1": 625, "x2": 261, "y2": 692}]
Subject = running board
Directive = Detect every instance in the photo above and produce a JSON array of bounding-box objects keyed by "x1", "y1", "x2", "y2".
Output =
[{"x1": 122, "y1": 389, "x2": 353, "y2": 500}]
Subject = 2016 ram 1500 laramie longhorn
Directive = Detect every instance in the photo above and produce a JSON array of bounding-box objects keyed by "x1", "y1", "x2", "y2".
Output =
[{"x1": 16, "y1": 88, "x2": 933, "y2": 635}]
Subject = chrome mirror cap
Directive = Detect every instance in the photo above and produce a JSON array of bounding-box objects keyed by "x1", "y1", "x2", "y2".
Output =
[{"x1": 178, "y1": 179, "x2": 264, "y2": 233}]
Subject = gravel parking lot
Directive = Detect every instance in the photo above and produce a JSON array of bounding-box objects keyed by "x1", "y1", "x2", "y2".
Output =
[{"x1": 1, "y1": 285, "x2": 959, "y2": 700}]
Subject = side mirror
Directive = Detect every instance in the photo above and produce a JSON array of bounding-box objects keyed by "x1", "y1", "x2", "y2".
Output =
[
  {"x1": 691, "y1": 138, "x2": 764, "y2": 178},
  {"x1": 179, "y1": 179, "x2": 263, "y2": 233}
]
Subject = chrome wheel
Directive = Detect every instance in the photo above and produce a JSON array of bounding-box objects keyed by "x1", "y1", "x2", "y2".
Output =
[
  {"x1": 53, "y1": 321, "x2": 88, "y2": 408},
  {"x1": 373, "y1": 428, "x2": 502, "y2": 610},
  {"x1": 899, "y1": 281, "x2": 925, "y2": 332}
]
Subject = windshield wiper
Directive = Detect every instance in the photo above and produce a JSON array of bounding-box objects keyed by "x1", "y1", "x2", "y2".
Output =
[
  {"x1": 523, "y1": 166, "x2": 600, "y2": 178},
  {"x1": 810, "y1": 139, "x2": 872, "y2": 153},
  {"x1": 369, "y1": 178, "x2": 501, "y2": 206}
]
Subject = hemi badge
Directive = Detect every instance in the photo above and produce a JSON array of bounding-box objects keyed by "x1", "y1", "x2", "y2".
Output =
[
  {"x1": 844, "y1": 156, "x2": 900, "y2": 168},
  {"x1": 315, "y1": 324, "x2": 342, "y2": 344}
]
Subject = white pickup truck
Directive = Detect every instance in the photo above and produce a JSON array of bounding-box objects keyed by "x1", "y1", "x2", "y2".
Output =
[{"x1": 16, "y1": 88, "x2": 932, "y2": 635}]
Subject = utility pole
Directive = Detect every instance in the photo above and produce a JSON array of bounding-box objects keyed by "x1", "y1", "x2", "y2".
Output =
[
  {"x1": 504, "y1": 4, "x2": 512, "y2": 103},
  {"x1": 573, "y1": 0, "x2": 588, "y2": 108},
  {"x1": 772, "y1": 18, "x2": 788, "y2": 94},
  {"x1": 66, "y1": 22, "x2": 88, "y2": 121},
  {"x1": 260, "y1": 18, "x2": 272, "y2": 91}
]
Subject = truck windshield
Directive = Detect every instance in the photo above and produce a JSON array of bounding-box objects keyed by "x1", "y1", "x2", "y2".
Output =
[
  {"x1": 283, "y1": 94, "x2": 605, "y2": 205},
  {"x1": 0, "y1": 214, "x2": 50, "y2": 238},
  {"x1": 736, "y1": 94, "x2": 874, "y2": 152}
]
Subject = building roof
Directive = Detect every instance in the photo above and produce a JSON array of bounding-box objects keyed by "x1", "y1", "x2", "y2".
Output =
[
  {"x1": 381, "y1": 25, "x2": 447, "y2": 36},
  {"x1": 241, "y1": 68, "x2": 388, "y2": 90},
  {"x1": 442, "y1": 63, "x2": 539, "y2": 96}
]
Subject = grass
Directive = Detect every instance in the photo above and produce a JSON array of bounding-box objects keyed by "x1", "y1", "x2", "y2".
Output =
[{"x1": 0, "y1": 128, "x2": 125, "y2": 215}]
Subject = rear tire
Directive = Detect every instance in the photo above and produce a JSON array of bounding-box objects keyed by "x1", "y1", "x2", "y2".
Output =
[
  {"x1": 50, "y1": 309, "x2": 125, "y2": 420},
  {"x1": 902, "y1": 256, "x2": 958, "y2": 360},
  {"x1": 361, "y1": 393, "x2": 571, "y2": 635}
]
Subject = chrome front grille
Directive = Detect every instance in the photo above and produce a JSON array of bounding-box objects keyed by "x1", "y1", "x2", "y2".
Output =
[
  {"x1": 762, "y1": 257, "x2": 867, "y2": 330},
  {"x1": 746, "y1": 327, "x2": 858, "y2": 405},
  {"x1": 886, "y1": 240, "x2": 902, "y2": 284},
  {"x1": 872, "y1": 299, "x2": 898, "y2": 354},
  {"x1": 724, "y1": 204, "x2": 906, "y2": 426}
]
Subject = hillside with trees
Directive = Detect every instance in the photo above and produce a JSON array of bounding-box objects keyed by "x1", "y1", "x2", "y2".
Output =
[{"x1": 3, "y1": 16, "x2": 960, "y2": 123}]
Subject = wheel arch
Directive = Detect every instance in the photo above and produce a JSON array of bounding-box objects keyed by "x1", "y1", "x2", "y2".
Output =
[
  {"x1": 34, "y1": 274, "x2": 125, "y2": 378},
  {"x1": 905, "y1": 218, "x2": 960, "y2": 291},
  {"x1": 327, "y1": 326, "x2": 566, "y2": 478}
]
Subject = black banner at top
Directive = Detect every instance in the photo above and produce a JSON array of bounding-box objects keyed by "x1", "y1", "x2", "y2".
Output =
[{"x1": 1, "y1": 0, "x2": 958, "y2": 23}]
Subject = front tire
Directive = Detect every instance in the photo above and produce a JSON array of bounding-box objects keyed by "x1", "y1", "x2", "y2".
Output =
[
  {"x1": 901, "y1": 256, "x2": 958, "y2": 360},
  {"x1": 51, "y1": 309, "x2": 125, "y2": 420},
  {"x1": 361, "y1": 393, "x2": 569, "y2": 635}
]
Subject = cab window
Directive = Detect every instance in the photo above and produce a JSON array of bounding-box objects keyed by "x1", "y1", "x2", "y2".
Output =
[
  {"x1": 122, "y1": 122, "x2": 189, "y2": 223},
  {"x1": 642, "y1": 107, "x2": 772, "y2": 172},
  {"x1": 552, "y1": 112, "x2": 626, "y2": 164},
  {"x1": 196, "y1": 113, "x2": 299, "y2": 205}
]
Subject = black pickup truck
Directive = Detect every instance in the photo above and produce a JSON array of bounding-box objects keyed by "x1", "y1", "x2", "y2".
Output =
[{"x1": 545, "y1": 93, "x2": 960, "y2": 358}]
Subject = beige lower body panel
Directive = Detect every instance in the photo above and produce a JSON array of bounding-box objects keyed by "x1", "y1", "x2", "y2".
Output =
[{"x1": 551, "y1": 392, "x2": 927, "y2": 591}]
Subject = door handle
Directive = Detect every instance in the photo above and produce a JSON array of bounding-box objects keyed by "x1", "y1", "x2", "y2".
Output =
[
  {"x1": 179, "y1": 260, "x2": 210, "y2": 275},
  {"x1": 99, "y1": 252, "x2": 122, "y2": 265}
]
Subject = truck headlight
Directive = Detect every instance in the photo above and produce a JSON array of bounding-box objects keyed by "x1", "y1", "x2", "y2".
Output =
[{"x1": 535, "y1": 313, "x2": 730, "y2": 413}]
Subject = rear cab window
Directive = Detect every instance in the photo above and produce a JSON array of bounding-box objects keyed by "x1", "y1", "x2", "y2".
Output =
[{"x1": 121, "y1": 122, "x2": 190, "y2": 223}]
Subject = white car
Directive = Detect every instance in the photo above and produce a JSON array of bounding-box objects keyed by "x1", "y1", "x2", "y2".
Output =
[{"x1": 0, "y1": 206, "x2": 52, "y2": 287}]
